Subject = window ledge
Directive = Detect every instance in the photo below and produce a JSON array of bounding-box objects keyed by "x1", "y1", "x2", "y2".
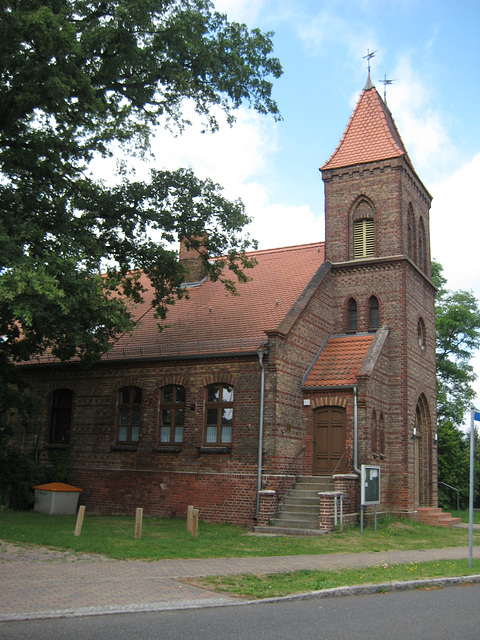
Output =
[
  {"x1": 110, "y1": 444, "x2": 138, "y2": 452},
  {"x1": 154, "y1": 446, "x2": 182, "y2": 453},
  {"x1": 198, "y1": 446, "x2": 232, "y2": 455}
]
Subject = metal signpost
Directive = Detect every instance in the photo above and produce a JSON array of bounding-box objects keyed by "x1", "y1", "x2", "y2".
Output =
[{"x1": 470, "y1": 410, "x2": 479, "y2": 568}]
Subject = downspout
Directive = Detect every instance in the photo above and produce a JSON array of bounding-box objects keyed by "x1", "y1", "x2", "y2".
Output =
[
  {"x1": 353, "y1": 385, "x2": 360, "y2": 474},
  {"x1": 255, "y1": 349, "x2": 266, "y2": 520}
]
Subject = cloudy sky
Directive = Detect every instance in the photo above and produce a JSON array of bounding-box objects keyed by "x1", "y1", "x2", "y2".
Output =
[{"x1": 96, "y1": 0, "x2": 480, "y2": 417}]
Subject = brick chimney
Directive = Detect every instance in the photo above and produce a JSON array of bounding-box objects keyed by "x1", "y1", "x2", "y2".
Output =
[{"x1": 179, "y1": 237, "x2": 207, "y2": 284}]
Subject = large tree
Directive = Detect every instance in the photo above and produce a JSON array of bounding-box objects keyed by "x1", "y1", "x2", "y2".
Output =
[
  {"x1": 432, "y1": 260, "x2": 480, "y2": 426},
  {"x1": 0, "y1": 0, "x2": 282, "y2": 413},
  {"x1": 432, "y1": 260, "x2": 480, "y2": 509}
]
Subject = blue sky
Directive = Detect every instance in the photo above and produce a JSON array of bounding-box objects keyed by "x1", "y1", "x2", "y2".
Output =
[{"x1": 94, "y1": 0, "x2": 480, "y2": 415}]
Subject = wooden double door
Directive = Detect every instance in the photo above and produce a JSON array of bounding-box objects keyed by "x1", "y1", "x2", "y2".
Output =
[{"x1": 312, "y1": 407, "x2": 346, "y2": 475}]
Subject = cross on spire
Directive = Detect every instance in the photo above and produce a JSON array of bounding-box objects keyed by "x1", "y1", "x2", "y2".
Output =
[
  {"x1": 379, "y1": 74, "x2": 395, "y2": 103},
  {"x1": 363, "y1": 49, "x2": 376, "y2": 73}
]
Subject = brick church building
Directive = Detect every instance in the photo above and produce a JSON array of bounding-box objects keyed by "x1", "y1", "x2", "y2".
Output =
[{"x1": 16, "y1": 75, "x2": 437, "y2": 530}]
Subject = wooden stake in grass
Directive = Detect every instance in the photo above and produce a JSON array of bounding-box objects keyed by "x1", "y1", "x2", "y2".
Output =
[
  {"x1": 135, "y1": 507, "x2": 143, "y2": 539},
  {"x1": 187, "y1": 505, "x2": 194, "y2": 534},
  {"x1": 192, "y1": 508, "x2": 199, "y2": 538},
  {"x1": 74, "y1": 505, "x2": 86, "y2": 537}
]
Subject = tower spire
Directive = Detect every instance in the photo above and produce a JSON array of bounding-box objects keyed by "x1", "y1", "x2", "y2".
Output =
[{"x1": 363, "y1": 49, "x2": 376, "y2": 90}]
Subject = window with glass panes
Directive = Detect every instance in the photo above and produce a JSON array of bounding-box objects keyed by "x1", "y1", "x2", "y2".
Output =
[
  {"x1": 160, "y1": 386, "x2": 185, "y2": 444},
  {"x1": 369, "y1": 296, "x2": 379, "y2": 329},
  {"x1": 205, "y1": 384, "x2": 233, "y2": 445},
  {"x1": 117, "y1": 387, "x2": 141, "y2": 444},
  {"x1": 50, "y1": 389, "x2": 73, "y2": 444}
]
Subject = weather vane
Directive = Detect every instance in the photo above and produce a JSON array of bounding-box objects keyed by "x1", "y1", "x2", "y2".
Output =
[
  {"x1": 363, "y1": 49, "x2": 376, "y2": 73},
  {"x1": 379, "y1": 74, "x2": 395, "y2": 102}
]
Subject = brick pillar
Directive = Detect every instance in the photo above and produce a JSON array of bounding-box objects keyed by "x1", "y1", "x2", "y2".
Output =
[
  {"x1": 256, "y1": 490, "x2": 277, "y2": 526},
  {"x1": 318, "y1": 491, "x2": 344, "y2": 532}
]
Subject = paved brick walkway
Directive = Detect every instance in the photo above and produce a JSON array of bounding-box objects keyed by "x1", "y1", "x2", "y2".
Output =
[{"x1": 1, "y1": 540, "x2": 479, "y2": 621}]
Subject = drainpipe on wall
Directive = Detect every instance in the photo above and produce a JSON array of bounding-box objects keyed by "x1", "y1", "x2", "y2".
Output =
[
  {"x1": 353, "y1": 385, "x2": 360, "y2": 474},
  {"x1": 255, "y1": 349, "x2": 266, "y2": 521}
]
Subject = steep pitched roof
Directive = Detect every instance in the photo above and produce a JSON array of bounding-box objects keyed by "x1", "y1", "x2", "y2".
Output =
[
  {"x1": 105, "y1": 242, "x2": 326, "y2": 360},
  {"x1": 304, "y1": 334, "x2": 375, "y2": 388},
  {"x1": 321, "y1": 83, "x2": 411, "y2": 171}
]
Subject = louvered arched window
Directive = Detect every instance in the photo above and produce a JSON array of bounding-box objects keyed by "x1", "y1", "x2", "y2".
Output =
[{"x1": 353, "y1": 219, "x2": 375, "y2": 258}]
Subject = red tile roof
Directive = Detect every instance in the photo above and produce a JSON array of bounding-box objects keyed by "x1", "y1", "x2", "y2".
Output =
[
  {"x1": 105, "y1": 242, "x2": 325, "y2": 360},
  {"x1": 321, "y1": 85, "x2": 411, "y2": 170},
  {"x1": 304, "y1": 334, "x2": 375, "y2": 387}
]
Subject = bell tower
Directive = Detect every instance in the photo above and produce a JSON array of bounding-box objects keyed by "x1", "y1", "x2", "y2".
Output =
[
  {"x1": 319, "y1": 74, "x2": 437, "y2": 511},
  {"x1": 321, "y1": 74, "x2": 432, "y2": 277}
]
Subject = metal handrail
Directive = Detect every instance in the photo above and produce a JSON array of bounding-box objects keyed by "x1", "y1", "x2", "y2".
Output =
[
  {"x1": 328, "y1": 450, "x2": 347, "y2": 488},
  {"x1": 438, "y1": 481, "x2": 460, "y2": 519}
]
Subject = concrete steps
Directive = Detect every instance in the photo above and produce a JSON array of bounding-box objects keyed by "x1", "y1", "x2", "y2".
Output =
[
  {"x1": 254, "y1": 476, "x2": 333, "y2": 536},
  {"x1": 416, "y1": 507, "x2": 462, "y2": 528}
]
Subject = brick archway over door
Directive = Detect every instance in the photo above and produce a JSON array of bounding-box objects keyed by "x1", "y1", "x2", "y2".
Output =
[{"x1": 313, "y1": 407, "x2": 346, "y2": 475}]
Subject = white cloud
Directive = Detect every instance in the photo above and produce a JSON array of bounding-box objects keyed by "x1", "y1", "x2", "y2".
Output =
[
  {"x1": 242, "y1": 183, "x2": 324, "y2": 249},
  {"x1": 213, "y1": 0, "x2": 264, "y2": 24},
  {"x1": 387, "y1": 57, "x2": 458, "y2": 180},
  {"x1": 429, "y1": 153, "x2": 480, "y2": 295},
  {"x1": 429, "y1": 153, "x2": 480, "y2": 426}
]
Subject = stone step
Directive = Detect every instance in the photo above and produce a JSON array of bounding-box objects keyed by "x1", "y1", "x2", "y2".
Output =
[
  {"x1": 284, "y1": 489, "x2": 325, "y2": 499},
  {"x1": 294, "y1": 475, "x2": 331, "y2": 483},
  {"x1": 271, "y1": 516, "x2": 319, "y2": 529},
  {"x1": 266, "y1": 475, "x2": 337, "y2": 534},
  {"x1": 278, "y1": 502, "x2": 321, "y2": 514},
  {"x1": 281, "y1": 496, "x2": 320, "y2": 507},
  {"x1": 416, "y1": 507, "x2": 462, "y2": 528},
  {"x1": 253, "y1": 525, "x2": 327, "y2": 537}
]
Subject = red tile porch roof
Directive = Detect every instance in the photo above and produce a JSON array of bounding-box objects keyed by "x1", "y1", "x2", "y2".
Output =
[{"x1": 304, "y1": 333, "x2": 375, "y2": 388}]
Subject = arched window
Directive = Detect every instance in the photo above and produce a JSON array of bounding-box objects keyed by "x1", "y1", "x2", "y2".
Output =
[
  {"x1": 369, "y1": 296, "x2": 379, "y2": 329},
  {"x1": 417, "y1": 317, "x2": 426, "y2": 350},
  {"x1": 407, "y1": 205, "x2": 416, "y2": 260},
  {"x1": 379, "y1": 414, "x2": 385, "y2": 456},
  {"x1": 50, "y1": 389, "x2": 73, "y2": 444},
  {"x1": 371, "y1": 410, "x2": 378, "y2": 454},
  {"x1": 205, "y1": 384, "x2": 234, "y2": 445},
  {"x1": 418, "y1": 217, "x2": 427, "y2": 273},
  {"x1": 353, "y1": 219, "x2": 375, "y2": 258},
  {"x1": 117, "y1": 386, "x2": 142, "y2": 445},
  {"x1": 348, "y1": 298, "x2": 357, "y2": 332},
  {"x1": 160, "y1": 386, "x2": 185, "y2": 445}
]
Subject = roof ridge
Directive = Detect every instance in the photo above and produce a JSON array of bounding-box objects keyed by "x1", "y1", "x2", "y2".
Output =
[{"x1": 245, "y1": 241, "x2": 324, "y2": 257}]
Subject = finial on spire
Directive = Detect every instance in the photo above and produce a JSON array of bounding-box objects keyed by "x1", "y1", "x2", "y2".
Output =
[
  {"x1": 363, "y1": 49, "x2": 376, "y2": 73},
  {"x1": 363, "y1": 49, "x2": 376, "y2": 90},
  {"x1": 379, "y1": 74, "x2": 395, "y2": 103}
]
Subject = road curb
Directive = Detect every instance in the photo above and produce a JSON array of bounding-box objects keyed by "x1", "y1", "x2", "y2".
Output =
[{"x1": 2, "y1": 574, "x2": 480, "y2": 622}]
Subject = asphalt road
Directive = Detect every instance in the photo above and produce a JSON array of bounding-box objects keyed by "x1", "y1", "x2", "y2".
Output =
[{"x1": 1, "y1": 582, "x2": 479, "y2": 640}]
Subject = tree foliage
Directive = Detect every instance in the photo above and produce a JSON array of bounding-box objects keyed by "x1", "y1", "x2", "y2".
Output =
[
  {"x1": 432, "y1": 260, "x2": 480, "y2": 426},
  {"x1": 0, "y1": 0, "x2": 282, "y2": 413},
  {"x1": 432, "y1": 260, "x2": 480, "y2": 508}
]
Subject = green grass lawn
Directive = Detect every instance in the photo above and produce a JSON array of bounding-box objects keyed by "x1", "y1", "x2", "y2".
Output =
[
  {"x1": 190, "y1": 558, "x2": 480, "y2": 599},
  {"x1": 0, "y1": 510, "x2": 479, "y2": 561}
]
